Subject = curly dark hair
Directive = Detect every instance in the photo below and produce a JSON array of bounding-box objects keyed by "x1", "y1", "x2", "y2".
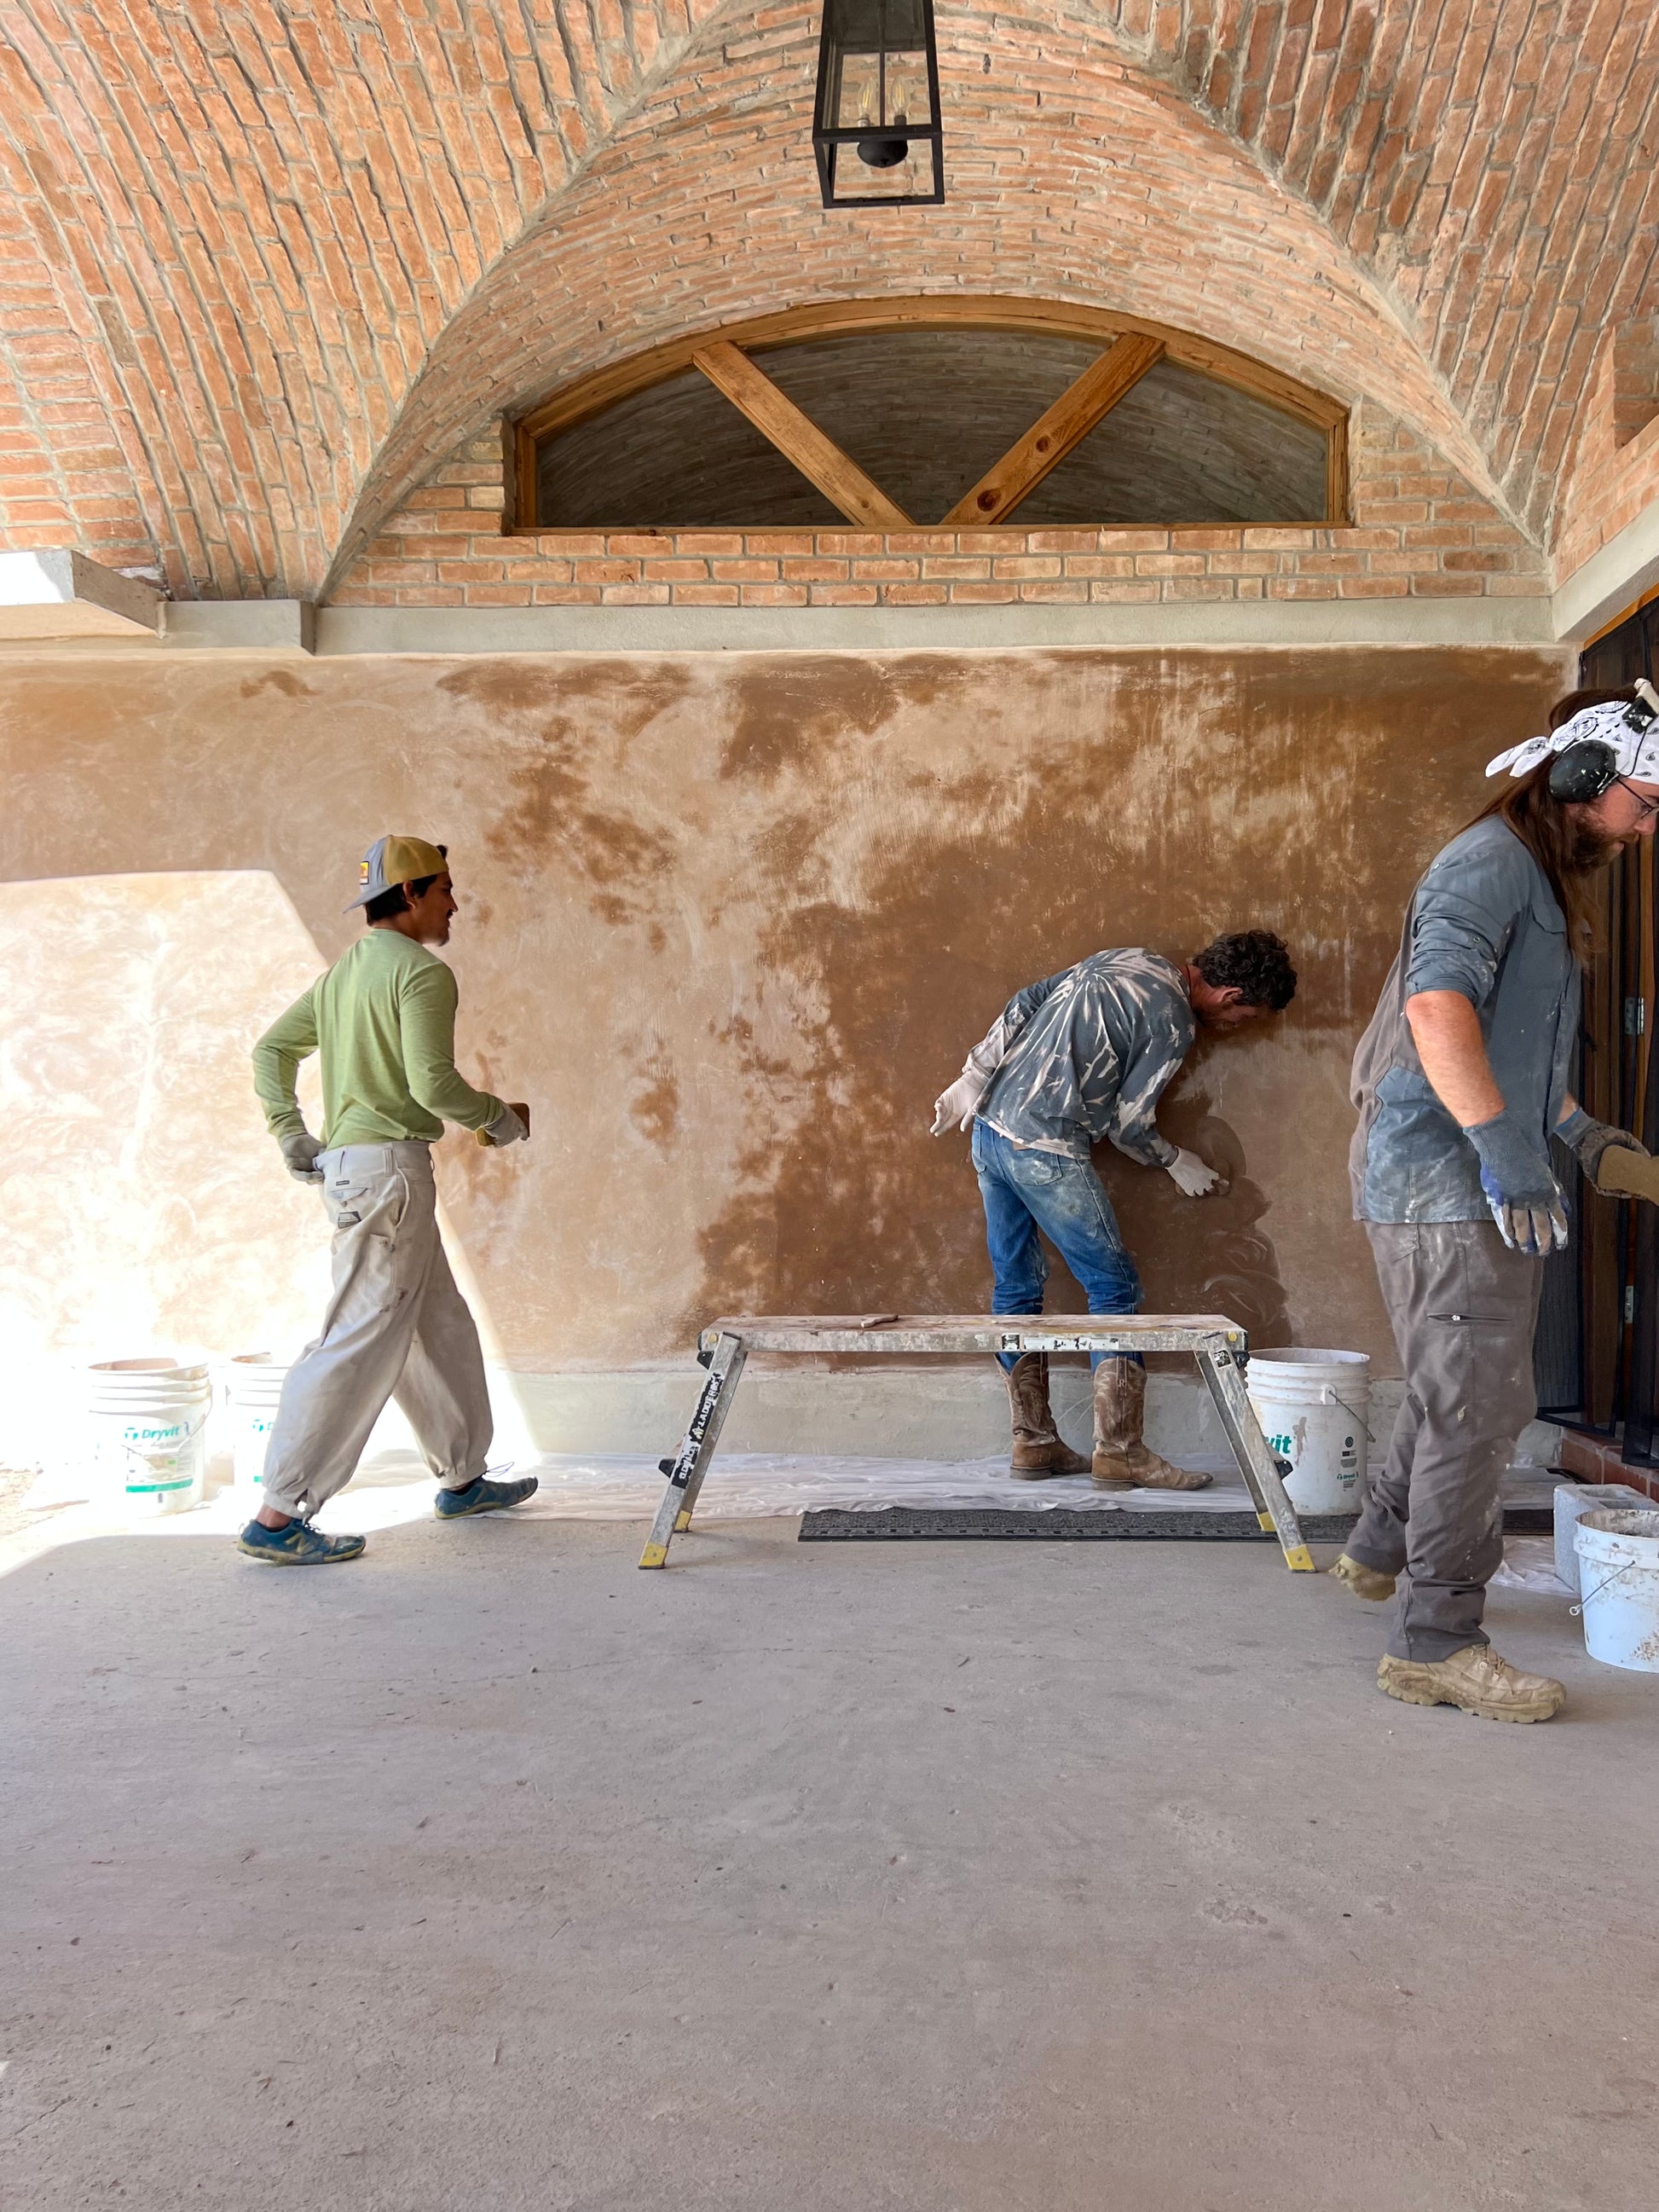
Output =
[{"x1": 1192, "y1": 929, "x2": 1297, "y2": 1010}]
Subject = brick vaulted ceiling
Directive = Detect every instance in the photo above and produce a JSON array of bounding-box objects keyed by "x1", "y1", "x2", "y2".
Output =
[{"x1": 1, "y1": 2, "x2": 1656, "y2": 600}]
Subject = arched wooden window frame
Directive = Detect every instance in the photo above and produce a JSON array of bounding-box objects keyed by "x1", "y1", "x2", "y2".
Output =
[{"x1": 506, "y1": 296, "x2": 1350, "y2": 533}]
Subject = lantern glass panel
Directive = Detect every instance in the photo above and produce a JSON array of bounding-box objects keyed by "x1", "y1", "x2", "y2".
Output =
[
  {"x1": 833, "y1": 48, "x2": 932, "y2": 131},
  {"x1": 823, "y1": 135, "x2": 940, "y2": 202}
]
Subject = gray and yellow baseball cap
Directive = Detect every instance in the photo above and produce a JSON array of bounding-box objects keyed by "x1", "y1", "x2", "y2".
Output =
[{"x1": 345, "y1": 834, "x2": 448, "y2": 913}]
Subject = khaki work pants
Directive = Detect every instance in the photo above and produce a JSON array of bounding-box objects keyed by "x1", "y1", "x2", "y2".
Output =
[
  {"x1": 261, "y1": 1143, "x2": 492, "y2": 1518},
  {"x1": 1347, "y1": 1219, "x2": 1545, "y2": 1662}
]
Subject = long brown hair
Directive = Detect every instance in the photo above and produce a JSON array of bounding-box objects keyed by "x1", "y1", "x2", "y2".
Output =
[
  {"x1": 1463, "y1": 687, "x2": 1636, "y2": 965},
  {"x1": 1465, "y1": 761, "x2": 1606, "y2": 962}
]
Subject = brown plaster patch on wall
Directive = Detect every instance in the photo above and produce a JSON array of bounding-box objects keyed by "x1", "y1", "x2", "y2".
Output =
[
  {"x1": 630, "y1": 1049, "x2": 680, "y2": 1148},
  {"x1": 239, "y1": 669, "x2": 315, "y2": 700},
  {"x1": 720, "y1": 658, "x2": 909, "y2": 782},
  {"x1": 441, "y1": 659, "x2": 692, "y2": 934}
]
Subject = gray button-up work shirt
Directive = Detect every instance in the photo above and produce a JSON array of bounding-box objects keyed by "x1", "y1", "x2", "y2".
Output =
[
  {"x1": 1350, "y1": 818, "x2": 1579, "y2": 1222},
  {"x1": 977, "y1": 949, "x2": 1194, "y2": 1164}
]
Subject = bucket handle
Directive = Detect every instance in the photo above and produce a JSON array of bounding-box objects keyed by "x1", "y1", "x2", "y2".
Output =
[
  {"x1": 1251, "y1": 1381, "x2": 1375, "y2": 1441},
  {"x1": 1571, "y1": 1559, "x2": 1641, "y2": 1617},
  {"x1": 1329, "y1": 1390, "x2": 1374, "y2": 1445}
]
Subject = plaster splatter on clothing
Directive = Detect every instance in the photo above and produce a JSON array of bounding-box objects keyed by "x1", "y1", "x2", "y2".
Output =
[
  {"x1": 973, "y1": 949, "x2": 1194, "y2": 1163},
  {"x1": 1350, "y1": 819, "x2": 1578, "y2": 1223}
]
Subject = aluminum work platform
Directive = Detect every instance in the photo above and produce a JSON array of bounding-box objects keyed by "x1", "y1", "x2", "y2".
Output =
[{"x1": 639, "y1": 1313, "x2": 1315, "y2": 1572}]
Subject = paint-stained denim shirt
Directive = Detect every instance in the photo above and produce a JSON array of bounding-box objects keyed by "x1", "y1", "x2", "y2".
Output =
[
  {"x1": 1350, "y1": 819, "x2": 1579, "y2": 1222},
  {"x1": 976, "y1": 949, "x2": 1194, "y2": 1164}
]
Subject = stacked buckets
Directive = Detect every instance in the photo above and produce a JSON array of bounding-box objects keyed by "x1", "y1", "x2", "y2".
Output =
[
  {"x1": 84, "y1": 1351, "x2": 291, "y2": 1515},
  {"x1": 86, "y1": 1357, "x2": 213, "y2": 1515},
  {"x1": 222, "y1": 1353, "x2": 290, "y2": 1504}
]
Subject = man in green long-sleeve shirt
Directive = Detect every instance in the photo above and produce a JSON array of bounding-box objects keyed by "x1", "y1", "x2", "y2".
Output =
[{"x1": 242, "y1": 835, "x2": 537, "y2": 1565}]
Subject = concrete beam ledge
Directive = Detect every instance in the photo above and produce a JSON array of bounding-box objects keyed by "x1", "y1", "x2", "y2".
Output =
[
  {"x1": 161, "y1": 599, "x2": 316, "y2": 651},
  {"x1": 314, "y1": 599, "x2": 1561, "y2": 655}
]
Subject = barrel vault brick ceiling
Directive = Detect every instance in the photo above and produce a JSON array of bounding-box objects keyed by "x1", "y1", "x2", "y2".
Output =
[{"x1": 1, "y1": 1, "x2": 1655, "y2": 600}]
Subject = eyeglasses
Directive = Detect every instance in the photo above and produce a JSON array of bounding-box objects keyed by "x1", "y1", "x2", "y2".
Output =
[{"x1": 1615, "y1": 777, "x2": 1659, "y2": 821}]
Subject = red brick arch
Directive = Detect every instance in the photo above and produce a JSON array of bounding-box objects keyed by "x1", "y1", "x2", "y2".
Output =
[
  {"x1": 336, "y1": 3, "x2": 1506, "y2": 594},
  {"x1": 3, "y1": 2, "x2": 1654, "y2": 600}
]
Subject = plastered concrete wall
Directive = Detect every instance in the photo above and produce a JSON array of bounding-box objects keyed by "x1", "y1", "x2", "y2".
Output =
[{"x1": 0, "y1": 645, "x2": 1570, "y2": 1457}]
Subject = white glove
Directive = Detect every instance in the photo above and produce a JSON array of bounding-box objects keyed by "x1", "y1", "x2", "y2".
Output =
[
  {"x1": 483, "y1": 1102, "x2": 528, "y2": 1148},
  {"x1": 930, "y1": 1016, "x2": 1010, "y2": 1136},
  {"x1": 931, "y1": 1072, "x2": 989, "y2": 1136},
  {"x1": 1165, "y1": 1147, "x2": 1225, "y2": 1198},
  {"x1": 279, "y1": 1132, "x2": 324, "y2": 1184}
]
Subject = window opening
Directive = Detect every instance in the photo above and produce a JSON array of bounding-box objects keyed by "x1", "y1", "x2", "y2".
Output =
[{"x1": 517, "y1": 304, "x2": 1346, "y2": 532}]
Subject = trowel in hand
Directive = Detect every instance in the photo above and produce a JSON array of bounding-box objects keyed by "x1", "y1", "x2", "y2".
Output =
[{"x1": 477, "y1": 1103, "x2": 531, "y2": 1148}]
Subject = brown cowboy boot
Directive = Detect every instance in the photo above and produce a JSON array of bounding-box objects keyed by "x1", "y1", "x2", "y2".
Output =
[
  {"x1": 1003, "y1": 1354, "x2": 1090, "y2": 1479},
  {"x1": 1091, "y1": 1358, "x2": 1211, "y2": 1490}
]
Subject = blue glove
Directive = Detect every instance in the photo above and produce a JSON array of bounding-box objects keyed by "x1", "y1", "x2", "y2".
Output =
[{"x1": 1464, "y1": 1110, "x2": 1567, "y2": 1256}]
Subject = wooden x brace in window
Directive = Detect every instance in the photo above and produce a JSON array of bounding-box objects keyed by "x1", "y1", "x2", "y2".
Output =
[{"x1": 690, "y1": 331, "x2": 1165, "y2": 530}]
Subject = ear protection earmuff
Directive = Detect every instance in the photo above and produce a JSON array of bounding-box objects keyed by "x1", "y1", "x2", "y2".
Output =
[
  {"x1": 1549, "y1": 739, "x2": 1621, "y2": 802},
  {"x1": 1548, "y1": 682, "x2": 1659, "y2": 802}
]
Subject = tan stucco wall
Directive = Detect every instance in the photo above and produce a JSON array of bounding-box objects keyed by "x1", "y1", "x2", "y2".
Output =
[{"x1": 0, "y1": 646, "x2": 1571, "y2": 1453}]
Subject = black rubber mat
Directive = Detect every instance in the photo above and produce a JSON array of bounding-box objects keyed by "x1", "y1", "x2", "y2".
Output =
[{"x1": 798, "y1": 1505, "x2": 1554, "y2": 1543}]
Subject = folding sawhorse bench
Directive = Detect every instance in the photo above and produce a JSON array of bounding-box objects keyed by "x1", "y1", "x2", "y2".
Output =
[{"x1": 639, "y1": 1313, "x2": 1315, "y2": 1572}]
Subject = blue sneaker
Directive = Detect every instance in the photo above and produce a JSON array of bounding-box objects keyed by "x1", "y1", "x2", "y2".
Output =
[
  {"x1": 435, "y1": 1473, "x2": 540, "y2": 1519},
  {"x1": 237, "y1": 1518, "x2": 366, "y2": 1565}
]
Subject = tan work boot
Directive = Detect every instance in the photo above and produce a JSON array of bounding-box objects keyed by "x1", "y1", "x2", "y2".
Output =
[
  {"x1": 1378, "y1": 1644, "x2": 1566, "y2": 1723},
  {"x1": 1004, "y1": 1353, "x2": 1090, "y2": 1479},
  {"x1": 1091, "y1": 1358, "x2": 1211, "y2": 1491},
  {"x1": 1330, "y1": 1552, "x2": 1396, "y2": 1601}
]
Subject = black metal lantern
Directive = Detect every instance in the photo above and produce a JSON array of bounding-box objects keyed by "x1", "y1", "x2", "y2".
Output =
[{"x1": 813, "y1": 0, "x2": 944, "y2": 208}]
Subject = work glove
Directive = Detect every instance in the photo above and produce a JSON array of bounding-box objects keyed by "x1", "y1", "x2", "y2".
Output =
[
  {"x1": 931, "y1": 1071, "x2": 988, "y2": 1136},
  {"x1": 1464, "y1": 1109, "x2": 1568, "y2": 1256},
  {"x1": 1555, "y1": 1105, "x2": 1649, "y2": 1192},
  {"x1": 930, "y1": 1017, "x2": 1010, "y2": 1137},
  {"x1": 481, "y1": 1102, "x2": 528, "y2": 1148},
  {"x1": 1165, "y1": 1147, "x2": 1226, "y2": 1198},
  {"x1": 279, "y1": 1132, "x2": 325, "y2": 1184}
]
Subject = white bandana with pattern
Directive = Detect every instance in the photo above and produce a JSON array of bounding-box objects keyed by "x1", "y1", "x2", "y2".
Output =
[{"x1": 1486, "y1": 680, "x2": 1659, "y2": 782}]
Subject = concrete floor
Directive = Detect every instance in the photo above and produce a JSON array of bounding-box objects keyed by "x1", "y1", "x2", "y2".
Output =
[{"x1": 4, "y1": 1514, "x2": 1658, "y2": 2211}]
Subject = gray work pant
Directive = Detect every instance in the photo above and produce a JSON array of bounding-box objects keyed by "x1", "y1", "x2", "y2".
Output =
[
  {"x1": 1347, "y1": 1219, "x2": 1545, "y2": 1661},
  {"x1": 261, "y1": 1144, "x2": 492, "y2": 1518}
]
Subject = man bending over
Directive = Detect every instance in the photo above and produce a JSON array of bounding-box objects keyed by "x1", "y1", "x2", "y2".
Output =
[
  {"x1": 243, "y1": 836, "x2": 536, "y2": 1564},
  {"x1": 933, "y1": 931, "x2": 1298, "y2": 1488}
]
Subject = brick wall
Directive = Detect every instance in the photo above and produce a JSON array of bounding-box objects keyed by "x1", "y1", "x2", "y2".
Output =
[
  {"x1": 331, "y1": 402, "x2": 1549, "y2": 611},
  {"x1": 1555, "y1": 336, "x2": 1659, "y2": 594}
]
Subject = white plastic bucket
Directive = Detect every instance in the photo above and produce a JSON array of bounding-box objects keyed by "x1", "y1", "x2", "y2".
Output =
[
  {"x1": 86, "y1": 1358, "x2": 212, "y2": 1515},
  {"x1": 222, "y1": 1354, "x2": 290, "y2": 1502},
  {"x1": 1246, "y1": 1347, "x2": 1372, "y2": 1515},
  {"x1": 1574, "y1": 1508, "x2": 1659, "y2": 1672}
]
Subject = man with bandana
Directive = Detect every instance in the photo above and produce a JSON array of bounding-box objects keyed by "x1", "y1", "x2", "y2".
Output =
[
  {"x1": 1341, "y1": 682, "x2": 1659, "y2": 1722},
  {"x1": 932, "y1": 931, "x2": 1298, "y2": 1491}
]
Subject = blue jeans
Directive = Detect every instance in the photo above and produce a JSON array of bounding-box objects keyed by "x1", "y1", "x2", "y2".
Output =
[{"x1": 971, "y1": 1120, "x2": 1143, "y2": 1372}]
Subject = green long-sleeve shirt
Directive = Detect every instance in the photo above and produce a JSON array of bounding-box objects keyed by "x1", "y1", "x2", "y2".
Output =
[{"x1": 252, "y1": 929, "x2": 503, "y2": 1147}]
